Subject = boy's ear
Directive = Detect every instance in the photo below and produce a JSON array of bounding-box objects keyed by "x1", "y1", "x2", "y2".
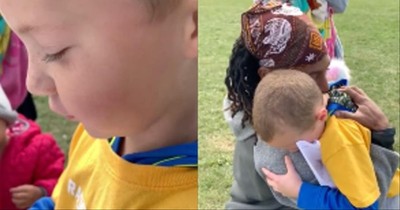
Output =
[
  {"x1": 316, "y1": 108, "x2": 328, "y2": 121},
  {"x1": 258, "y1": 67, "x2": 272, "y2": 78},
  {"x1": 183, "y1": 1, "x2": 197, "y2": 59}
]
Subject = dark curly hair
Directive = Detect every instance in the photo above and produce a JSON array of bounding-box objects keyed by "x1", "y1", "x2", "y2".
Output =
[{"x1": 224, "y1": 37, "x2": 261, "y2": 127}]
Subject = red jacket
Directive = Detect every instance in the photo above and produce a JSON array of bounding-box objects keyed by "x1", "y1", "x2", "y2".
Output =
[{"x1": 0, "y1": 115, "x2": 65, "y2": 210}]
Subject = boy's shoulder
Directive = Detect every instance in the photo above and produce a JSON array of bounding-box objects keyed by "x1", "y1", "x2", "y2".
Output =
[
  {"x1": 332, "y1": 116, "x2": 370, "y2": 135},
  {"x1": 322, "y1": 116, "x2": 371, "y2": 147}
]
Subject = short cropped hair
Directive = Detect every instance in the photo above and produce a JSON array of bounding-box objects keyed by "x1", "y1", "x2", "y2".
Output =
[{"x1": 253, "y1": 70, "x2": 323, "y2": 142}]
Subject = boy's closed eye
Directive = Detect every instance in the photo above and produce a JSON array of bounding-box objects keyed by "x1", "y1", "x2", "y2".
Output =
[{"x1": 42, "y1": 47, "x2": 70, "y2": 63}]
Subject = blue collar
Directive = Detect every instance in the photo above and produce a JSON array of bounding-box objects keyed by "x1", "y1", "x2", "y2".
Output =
[{"x1": 110, "y1": 137, "x2": 197, "y2": 167}]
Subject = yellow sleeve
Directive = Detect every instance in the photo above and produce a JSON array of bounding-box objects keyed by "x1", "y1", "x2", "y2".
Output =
[
  {"x1": 320, "y1": 117, "x2": 380, "y2": 208},
  {"x1": 323, "y1": 144, "x2": 380, "y2": 208},
  {"x1": 388, "y1": 170, "x2": 400, "y2": 197},
  {"x1": 51, "y1": 124, "x2": 85, "y2": 201}
]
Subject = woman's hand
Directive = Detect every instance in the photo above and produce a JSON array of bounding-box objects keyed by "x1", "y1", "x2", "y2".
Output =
[
  {"x1": 262, "y1": 156, "x2": 302, "y2": 199},
  {"x1": 335, "y1": 86, "x2": 390, "y2": 131}
]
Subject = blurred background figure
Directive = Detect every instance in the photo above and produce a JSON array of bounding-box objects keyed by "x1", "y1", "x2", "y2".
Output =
[
  {"x1": 0, "y1": 85, "x2": 64, "y2": 210},
  {"x1": 0, "y1": 15, "x2": 37, "y2": 121},
  {"x1": 253, "y1": 0, "x2": 348, "y2": 59}
]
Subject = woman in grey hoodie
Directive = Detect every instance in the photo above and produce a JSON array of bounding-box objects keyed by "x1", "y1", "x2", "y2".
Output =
[{"x1": 224, "y1": 2, "x2": 396, "y2": 209}]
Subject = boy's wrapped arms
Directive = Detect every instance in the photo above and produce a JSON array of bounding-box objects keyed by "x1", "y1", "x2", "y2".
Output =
[{"x1": 298, "y1": 182, "x2": 378, "y2": 210}]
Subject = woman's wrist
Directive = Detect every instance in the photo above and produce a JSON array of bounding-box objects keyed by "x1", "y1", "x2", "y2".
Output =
[
  {"x1": 371, "y1": 128, "x2": 395, "y2": 150},
  {"x1": 38, "y1": 186, "x2": 47, "y2": 197},
  {"x1": 372, "y1": 118, "x2": 390, "y2": 131}
]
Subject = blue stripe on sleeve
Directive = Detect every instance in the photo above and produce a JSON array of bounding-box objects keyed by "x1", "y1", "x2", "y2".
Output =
[{"x1": 298, "y1": 182, "x2": 378, "y2": 210}]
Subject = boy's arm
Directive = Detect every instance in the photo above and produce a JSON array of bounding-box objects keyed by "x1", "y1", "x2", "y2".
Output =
[
  {"x1": 298, "y1": 182, "x2": 378, "y2": 210},
  {"x1": 321, "y1": 123, "x2": 380, "y2": 208},
  {"x1": 33, "y1": 134, "x2": 65, "y2": 196},
  {"x1": 261, "y1": 156, "x2": 379, "y2": 210}
]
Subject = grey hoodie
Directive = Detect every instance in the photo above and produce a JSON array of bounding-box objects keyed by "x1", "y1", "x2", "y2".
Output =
[{"x1": 224, "y1": 98, "x2": 295, "y2": 210}]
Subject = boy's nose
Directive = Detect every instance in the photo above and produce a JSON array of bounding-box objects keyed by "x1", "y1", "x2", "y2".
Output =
[{"x1": 26, "y1": 63, "x2": 57, "y2": 96}]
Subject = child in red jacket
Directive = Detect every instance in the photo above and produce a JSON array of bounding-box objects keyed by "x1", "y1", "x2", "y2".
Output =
[{"x1": 0, "y1": 86, "x2": 64, "y2": 210}]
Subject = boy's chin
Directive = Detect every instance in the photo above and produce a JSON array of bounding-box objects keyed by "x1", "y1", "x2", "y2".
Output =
[{"x1": 83, "y1": 124, "x2": 114, "y2": 139}]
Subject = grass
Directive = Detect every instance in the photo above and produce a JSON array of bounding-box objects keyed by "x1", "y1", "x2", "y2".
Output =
[
  {"x1": 33, "y1": 96, "x2": 77, "y2": 156},
  {"x1": 198, "y1": 0, "x2": 400, "y2": 209}
]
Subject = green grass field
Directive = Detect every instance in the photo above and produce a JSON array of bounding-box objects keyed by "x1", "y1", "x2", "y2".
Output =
[
  {"x1": 199, "y1": 0, "x2": 400, "y2": 209},
  {"x1": 34, "y1": 96, "x2": 77, "y2": 156}
]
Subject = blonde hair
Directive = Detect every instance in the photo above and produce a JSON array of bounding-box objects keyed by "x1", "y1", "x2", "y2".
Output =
[{"x1": 253, "y1": 70, "x2": 323, "y2": 142}]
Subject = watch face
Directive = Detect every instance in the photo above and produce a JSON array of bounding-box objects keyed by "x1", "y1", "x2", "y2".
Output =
[{"x1": 328, "y1": 89, "x2": 358, "y2": 113}]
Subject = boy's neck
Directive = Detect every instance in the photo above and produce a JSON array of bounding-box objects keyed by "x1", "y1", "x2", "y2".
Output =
[
  {"x1": 119, "y1": 108, "x2": 196, "y2": 155},
  {"x1": 119, "y1": 62, "x2": 197, "y2": 155}
]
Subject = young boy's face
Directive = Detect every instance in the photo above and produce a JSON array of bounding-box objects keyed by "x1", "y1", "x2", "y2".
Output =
[{"x1": 0, "y1": 0, "x2": 197, "y2": 138}]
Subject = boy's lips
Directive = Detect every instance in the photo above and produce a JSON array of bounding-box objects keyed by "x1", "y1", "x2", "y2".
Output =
[
  {"x1": 48, "y1": 98, "x2": 76, "y2": 120},
  {"x1": 51, "y1": 107, "x2": 75, "y2": 120},
  {"x1": 65, "y1": 115, "x2": 76, "y2": 120}
]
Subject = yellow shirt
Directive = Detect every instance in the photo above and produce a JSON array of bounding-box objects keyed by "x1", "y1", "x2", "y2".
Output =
[
  {"x1": 320, "y1": 116, "x2": 399, "y2": 208},
  {"x1": 52, "y1": 124, "x2": 198, "y2": 209}
]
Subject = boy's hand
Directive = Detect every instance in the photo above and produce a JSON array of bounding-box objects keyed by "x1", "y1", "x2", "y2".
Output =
[
  {"x1": 262, "y1": 156, "x2": 302, "y2": 199},
  {"x1": 335, "y1": 86, "x2": 390, "y2": 131},
  {"x1": 10, "y1": 185, "x2": 44, "y2": 209}
]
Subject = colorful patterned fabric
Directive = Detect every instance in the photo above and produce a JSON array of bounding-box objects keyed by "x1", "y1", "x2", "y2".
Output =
[
  {"x1": 0, "y1": 32, "x2": 29, "y2": 109},
  {"x1": 241, "y1": 1, "x2": 327, "y2": 69},
  {"x1": 0, "y1": 16, "x2": 11, "y2": 75},
  {"x1": 326, "y1": 79, "x2": 358, "y2": 116},
  {"x1": 296, "y1": 0, "x2": 340, "y2": 59},
  {"x1": 253, "y1": 0, "x2": 344, "y2": 59}
]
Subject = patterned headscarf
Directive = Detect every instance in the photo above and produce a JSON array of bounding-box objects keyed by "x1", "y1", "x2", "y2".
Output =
[{"x1": 241, "y1": 1, "x2": 327, "y2": 69}]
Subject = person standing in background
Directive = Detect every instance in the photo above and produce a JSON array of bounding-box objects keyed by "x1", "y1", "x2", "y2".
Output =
[{"x1": 0, "y1": 15, "x2": 37, "y2": 121}]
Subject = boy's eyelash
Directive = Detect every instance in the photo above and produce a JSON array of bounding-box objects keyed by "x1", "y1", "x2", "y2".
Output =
[{"x1": 42, "y1": 48, "x2": 69, "y2": 63}]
